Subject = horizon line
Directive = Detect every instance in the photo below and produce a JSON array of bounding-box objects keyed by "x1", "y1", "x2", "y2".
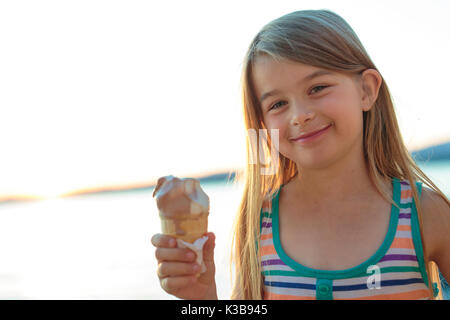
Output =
[
  {"x1": 1, "y1": 140, "x2": 449, "y2": 204},
  {"x1": 0, "y1": 169, "x2": 242, "y2": 205}
]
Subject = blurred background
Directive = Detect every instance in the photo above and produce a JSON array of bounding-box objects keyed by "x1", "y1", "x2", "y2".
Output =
[{"x1": 0, "y1": 0, "x2": 449, "y2": 299}]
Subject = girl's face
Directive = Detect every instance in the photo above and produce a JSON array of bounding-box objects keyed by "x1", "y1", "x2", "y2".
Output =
[{"x1": 252, "y1": 55, "x2": 376, "y2": 170}]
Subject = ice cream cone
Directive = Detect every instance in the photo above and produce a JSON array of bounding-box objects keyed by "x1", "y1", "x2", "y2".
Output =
[
  {"x1": 159, "y1": 212, "x2": 208, "y2": 243},
  {"x1": 153, "y1": 175, "x2": 209, "y2": 243}
]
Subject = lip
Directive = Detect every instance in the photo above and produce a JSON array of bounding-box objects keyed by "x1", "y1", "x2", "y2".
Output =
[{"x1": 291, "y1": 123, "x2": 332, "y2": 143}]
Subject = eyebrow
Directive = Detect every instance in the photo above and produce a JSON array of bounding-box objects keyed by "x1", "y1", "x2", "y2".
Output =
[{"x1": 259, "y1": 69, "x2": 334, "y2": 104}]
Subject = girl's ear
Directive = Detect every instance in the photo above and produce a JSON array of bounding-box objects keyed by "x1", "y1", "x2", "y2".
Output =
[{"x1": 360, "y1": 69, "x2": 382, "y2": 111}]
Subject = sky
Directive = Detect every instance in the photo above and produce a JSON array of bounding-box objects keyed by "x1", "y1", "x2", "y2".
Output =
[{"x1": 0, "y1": 0, "x2": 449, "y2": 197}]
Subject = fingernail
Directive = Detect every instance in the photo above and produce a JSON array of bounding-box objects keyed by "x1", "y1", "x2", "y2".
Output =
[
  {"x1": 192, "y1": 264, "x2": 200, "y2": 272},
  {"x1": 169, "y1": 239, "x2": 176, "y2": 247}
]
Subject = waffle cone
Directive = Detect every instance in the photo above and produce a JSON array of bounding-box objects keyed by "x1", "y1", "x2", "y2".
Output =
[{"x1": 160, "y1": 213, "x2": 208, "y2": 243}]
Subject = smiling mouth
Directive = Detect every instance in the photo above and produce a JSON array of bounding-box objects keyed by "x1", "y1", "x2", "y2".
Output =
[{"x1": 290, "y1": 123, "x2": 332, "y2": 141}]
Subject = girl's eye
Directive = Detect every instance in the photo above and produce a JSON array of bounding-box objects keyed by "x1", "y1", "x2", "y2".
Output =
[
  {"x1": 268, "y1": 86, "x2": 329, "y2": 111},
  {"x1": 269, "y1": 101, "x2": 287, "y2": 110},
  {"x1": 310, "y1": 85, "x2": 328, "y2": 94}
]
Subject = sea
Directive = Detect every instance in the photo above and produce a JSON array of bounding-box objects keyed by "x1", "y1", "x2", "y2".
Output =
[{"x1": 0, "y1": 161, "x2": 449, "y2": 300}]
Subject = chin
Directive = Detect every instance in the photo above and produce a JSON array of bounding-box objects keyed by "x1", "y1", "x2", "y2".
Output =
[
  {"x1": 299, "y1": 160, "x2": 333, "y2": 171},
  {"x1": 293, "y1": 151, "x2": 336, "y2": 171}
]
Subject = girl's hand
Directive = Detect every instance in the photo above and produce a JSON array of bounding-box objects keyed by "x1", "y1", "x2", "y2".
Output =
[{"x1": 151, "y1": 232, "x2": 217, "y2": 300}]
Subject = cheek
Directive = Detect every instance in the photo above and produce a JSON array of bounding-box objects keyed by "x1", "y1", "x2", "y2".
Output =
[
  {"x1": 262, "y1": 118, "x2": 290, "y2": 155},
  {"x1": 263, "y1": 117, "x2": 286, "y2": 136},
  {"x1": 319, "y1": 94, "x2": 361, "y2": 128},
  {"x1": 318, "y1": 93, "x2": 346, "y2": 117}
]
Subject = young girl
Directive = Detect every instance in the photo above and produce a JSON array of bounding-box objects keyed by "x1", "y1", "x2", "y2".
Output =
[{"x1": 151, "y1": 9, "x2": 450, "y2": 300}]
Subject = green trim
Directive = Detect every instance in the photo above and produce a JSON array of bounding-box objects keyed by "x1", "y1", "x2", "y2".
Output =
[
  {"x1": 316, "y1": 278, "x2": 333, "y2": 300},
  {"x1": 271, "y1": 177, "x2": 400, "y2": 279},
  {"x1": 263, "y1": 266, "x2": 421, "y2": 277},
  {"x1": 398, "y1": 202, "x2": 416, "y2": 209},
  {"x1": 410, "y1": 181, "x2": 429, "y2": 287},
  {"x1": 261, "y1": 211, "x2": 271, "y2": 218}
]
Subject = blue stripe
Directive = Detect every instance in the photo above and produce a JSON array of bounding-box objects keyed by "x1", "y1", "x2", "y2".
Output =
[
  {"x1": 333, "y1": 278, "x2": 425, "y2": 291},
  {"x1": 264, "y1": 281, "x2": 316, "y2": 290},
  {"x1": 381, "y1": 278, "x2": 425, "y2": 287}
]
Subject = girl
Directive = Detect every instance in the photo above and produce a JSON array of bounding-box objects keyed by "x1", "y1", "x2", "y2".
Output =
[{"x1": 151, "y1": 9, "x2": 450, "y2": 300}]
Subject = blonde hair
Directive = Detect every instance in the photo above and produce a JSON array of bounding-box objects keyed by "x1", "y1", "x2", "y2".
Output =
[{"x1": 230, "y1": 9, "x2": 449, "y2": 300}]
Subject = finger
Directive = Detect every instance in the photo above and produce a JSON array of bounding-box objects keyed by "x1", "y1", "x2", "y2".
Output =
[
  {"x1": 155, "y1": 247, "x2": 197, "y2": 263},
  {"x1": 161, "y1": 276, "x2": 195, "y2": 295},
  {"x1": 157, "y1": 261, "x2": 200, "y2": 278},
  {"x1": 151, "y1": 234, "x2": 177, "y2": 248}
]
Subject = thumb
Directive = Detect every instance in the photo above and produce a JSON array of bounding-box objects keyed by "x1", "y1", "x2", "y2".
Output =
[{"x1": 203, "y1": 232, "x2": 215, "y2": 264}]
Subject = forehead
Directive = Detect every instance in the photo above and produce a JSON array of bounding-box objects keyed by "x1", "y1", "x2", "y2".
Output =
[
  {"x1": 251, "y1": 55, "x2": 342, "y2": 99},
  {"x1": 252, "y1": 55, "x2": 320, "y2": 79}
]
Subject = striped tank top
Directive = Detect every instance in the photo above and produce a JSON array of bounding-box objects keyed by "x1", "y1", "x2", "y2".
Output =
[{"x1": 260, "y1": 177, "x2": 436, "y2": 300}]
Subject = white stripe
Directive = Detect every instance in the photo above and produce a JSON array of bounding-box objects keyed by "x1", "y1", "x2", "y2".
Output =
[
  {"x1": 395, "y1": 230, "x2": 412, "y2": 238},
  {"x1": 261, "y1": 253, "x2": 279, "y2": 261},
  {"x1": 377, "y1": 259, "x2": 419, "y2": 268},
  {"x1": 385, "y1": 248, "x2": 416, "y2": 255},
  {"x1": 398, "y1": 218, "x2": 411, "y2": 226},
  {"x1": 333, "y1": 271, "x2": 422, "y2": 287},
  {"x1": 380, "y1": 271, "x2": 425, "y2": 281},
  {"x1": 400, "y1": 184, "x2": 411, "y2": 190},
  {"x1": 264, "y1": 275, "x2": 316, "y2": 285},
  {"x1": 399, "y1": 207, "x2": 412, "y2": 214},
  {"x1": 260, "y1": 238, "x2": 273, "y2": 247},
  {"x1": 333, "y1": 275, "x2": 370, "y2": 286}
]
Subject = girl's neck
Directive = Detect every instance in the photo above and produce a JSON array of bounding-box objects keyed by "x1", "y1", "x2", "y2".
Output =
[{"x1": 290, "y1": 151, "x2": 378, "y2": 205}]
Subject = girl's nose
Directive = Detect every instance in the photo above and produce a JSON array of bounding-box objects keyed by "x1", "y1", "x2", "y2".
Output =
[{"x1": 289, "y1": 103, "x2": 315, "y2": 126}]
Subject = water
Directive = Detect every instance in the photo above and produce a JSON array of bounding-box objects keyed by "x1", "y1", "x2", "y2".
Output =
[
  {"x1": 0, "y1": 161, "x2": 448, "y2": 299},
  {"x1": 415, "y1": 160, "x2": 450, "y2": 196},
  {"x1": 0, "y1": 180, "x2": 242, "y2": 299}
]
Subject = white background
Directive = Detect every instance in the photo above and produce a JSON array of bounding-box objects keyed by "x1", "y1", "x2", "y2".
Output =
[{"x1": 1, "y1": 0, "x2": 449, "y2": 197}]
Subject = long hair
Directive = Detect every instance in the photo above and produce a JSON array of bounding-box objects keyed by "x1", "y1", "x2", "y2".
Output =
[{"x1": 230, "y1": 9, "x2": 449, "y2": 300}]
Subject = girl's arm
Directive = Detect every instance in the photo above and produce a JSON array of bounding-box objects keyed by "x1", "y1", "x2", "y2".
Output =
[{"x1": 421, "y1": 188, "x2": 450, "y2": 282}]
